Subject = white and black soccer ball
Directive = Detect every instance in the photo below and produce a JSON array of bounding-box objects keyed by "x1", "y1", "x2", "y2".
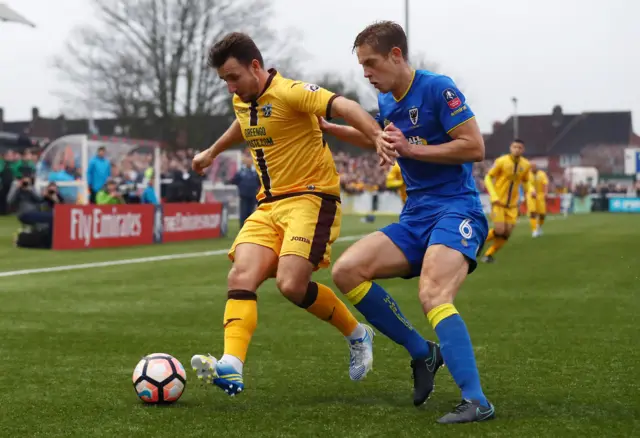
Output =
[{"x1": 132, "y1": 353, "x2": 186, "y2": 404}]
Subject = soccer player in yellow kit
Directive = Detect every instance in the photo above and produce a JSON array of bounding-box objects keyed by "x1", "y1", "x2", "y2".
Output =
[
  {"x1": 386, "y1": 162, "x2": 407, "y2": 204},
  {"x1": 481, "y1": 139, "x2": 533, "y2": 263},
  {"x1": 189, "y1": 32, "x2": 393, "y2": 396},
  {"x1": 527, "y1": 163, "x2": 549, "y2": 237}
]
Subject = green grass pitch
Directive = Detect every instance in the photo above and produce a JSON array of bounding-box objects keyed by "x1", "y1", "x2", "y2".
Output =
[{"x1": 0, "y1": 213, "x2": 638, "y2": 437}]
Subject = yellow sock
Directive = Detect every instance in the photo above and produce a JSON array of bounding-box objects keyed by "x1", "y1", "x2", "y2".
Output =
[
  {"x1": 223, "y1": 290, "x2": 258, "y2": 363},
  {"x1": 529, "y1": 217, "x2": 538, "y2": 231},
  {"x1": 484, "y1": 236, "x2": 507, "y2": 257},
  {"x1": 426, "y1": 303, "x2": 458, "y2": 329},
  {"x1": 301, "y1": 282, "x2": 359, "y2": 336},
  {"x1": 538, "y1": 215, "x2": 545, "y2": 227},
  {"x1": 485, "y1": 228, "x2": 495, "y2": 244}
]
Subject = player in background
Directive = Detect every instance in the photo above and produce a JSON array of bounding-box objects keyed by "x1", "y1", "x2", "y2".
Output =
[
  {"x1": 386, "y1": 162, "x2": 407, "y2": 204},
  {"x1": 481, "y1": 139, "x2": 533, "y2": 263},
  {"x1": 190, "y1": 32, "x2": 392, "y2": 396},
  {"x1": 321, "y1": 21, "x2": 495, "y2": 423},
  {"x1": 527, "y1": 163, "x2": 549, "y2": 237}
]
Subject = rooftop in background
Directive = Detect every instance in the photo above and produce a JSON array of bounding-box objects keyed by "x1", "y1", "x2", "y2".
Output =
[{"x1": 484, "y1": 105, "x2": 634, "y2": 158}]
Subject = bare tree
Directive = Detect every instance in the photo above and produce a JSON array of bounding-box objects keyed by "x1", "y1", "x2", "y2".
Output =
[{"x1": 54, "y1": 0, "x2": 303, "y2": 139}]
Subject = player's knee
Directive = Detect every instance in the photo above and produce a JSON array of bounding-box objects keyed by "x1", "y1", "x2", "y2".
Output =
[
  {"x1": 331, "y1": 258, "x2": 351, "y2": 291},
  {"x1": 275, "y1": 275, "x2": 307, "y2": 304},
  {"x1": 418, "y1": 277, "x2": 451, "y2": 313},
  {"x1": 227, "y1": 264, "x2": 259, "y2": 291},
  {"x1": 332, "y1": 255, "x2": 368, "y2": 293}
]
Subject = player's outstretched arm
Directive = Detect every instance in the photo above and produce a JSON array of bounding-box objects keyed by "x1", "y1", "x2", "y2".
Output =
[
  {"x1": 330, "y1": 97, "x2": 380, "y2": 144},
  {"x1": 284, "y1": 83, "x2": 395, "y2": 164},
  {"x1": 192, "y1": 120, "x2": 243, "y2": 175},
  {"x1": 330, "y1": 96, "x2": 397, "y2": 164},
  {"x1": 318, "y1": 117, "x2": 374, "y2": 149}
]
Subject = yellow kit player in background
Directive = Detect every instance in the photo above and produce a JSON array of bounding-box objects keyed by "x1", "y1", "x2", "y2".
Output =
[
  {"x1": 527, "y1": 163, "x2": 549, "y2": 238},
  {"x1": 190, "y1": 32, "x2": 393, "y2": 396},
  {"x1": 386, "y1": 162, "x2": 407, "y2": 204},
  {"x1": 481, "y1": 139, "x2": 533, "y2": 263}
]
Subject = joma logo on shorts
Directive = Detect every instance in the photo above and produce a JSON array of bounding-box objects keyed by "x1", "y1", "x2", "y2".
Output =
[{"x1": 290, "y1": 236, "x2": 311, "y2": 244}]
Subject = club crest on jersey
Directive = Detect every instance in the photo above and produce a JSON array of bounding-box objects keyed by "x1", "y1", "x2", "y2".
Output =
[
  {"x1": 443, "y1": 88, "x2": 462, "y2": 109},
  {"x1": 409, "y1": 107, "x2": 419, "y2": 125},
  {"x1": 262, "y1": 103, "x2": 272, "y2": 118},
  {"x1": 304, "y1": 83, "x2": 320, "y2": 92}
]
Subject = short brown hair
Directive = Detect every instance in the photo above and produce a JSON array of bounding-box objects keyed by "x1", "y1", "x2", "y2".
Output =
[
  {"x1": 353, "y1": 21, "x2": 408, "y2": 60},
  {"x1": 208, "y1": 32, "x2": 264, "y2": 69}
]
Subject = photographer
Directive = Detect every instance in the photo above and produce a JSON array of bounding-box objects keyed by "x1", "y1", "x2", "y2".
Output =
[
  {"x1": 7, "y1": 175, "x2": 52, "y2": 228},
  {"x1": 96, "y1": 179, "x2": 125, "y2": 205},
  {"x1": 8, "y1": 177, "x2": 63, "y2": 249},
  {"x1": 42, "y1": 182, "x2": 65, "y2": 211}
]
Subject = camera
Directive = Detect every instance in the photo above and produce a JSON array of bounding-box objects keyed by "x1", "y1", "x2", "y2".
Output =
[{"x1": 20, "y1": 177, "x2": 32, "y2": 188}]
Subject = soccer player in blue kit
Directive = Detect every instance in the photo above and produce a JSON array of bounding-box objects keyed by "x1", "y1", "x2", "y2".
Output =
[{"x1": 320, "y1": 21, "x2": 495, "y2": 424}]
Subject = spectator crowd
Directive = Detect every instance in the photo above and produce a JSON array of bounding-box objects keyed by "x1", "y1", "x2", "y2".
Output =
[{"x1": 2, "y1": 142, "x2": 637, "y2": 216}]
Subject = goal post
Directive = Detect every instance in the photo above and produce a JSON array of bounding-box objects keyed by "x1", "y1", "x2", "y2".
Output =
[{"x1": 35, "y1": 134, "x2": 162, "y2": 204}]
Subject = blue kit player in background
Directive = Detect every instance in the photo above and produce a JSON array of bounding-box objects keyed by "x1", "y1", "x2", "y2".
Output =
[{"x1": 320, "y1": 21, "x2": 495, "y2": 424}]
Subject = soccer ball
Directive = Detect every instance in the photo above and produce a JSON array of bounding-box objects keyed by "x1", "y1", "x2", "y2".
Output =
[{"x1": 132, "y1": 353, "x2": 186, "y2": 404}]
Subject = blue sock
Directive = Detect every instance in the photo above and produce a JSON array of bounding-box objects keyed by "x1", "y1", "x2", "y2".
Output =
[
  {"x1": 346, "y1": 281, "x2": 429, "y2": 360},
  {"x1": 428, "y1": 303, "x2": 488, "y2": 407}
]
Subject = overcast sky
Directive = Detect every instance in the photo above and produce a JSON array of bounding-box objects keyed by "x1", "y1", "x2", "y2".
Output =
[{"x1": 1, "y1": 0, "x2": 638, "y2": 135}]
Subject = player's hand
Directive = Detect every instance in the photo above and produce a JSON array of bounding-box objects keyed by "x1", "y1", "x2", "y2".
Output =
[
  {"x1": 192, "y1": 149, "x2": 214, "y2": 176},
  {"x1": 530, "y1": 190, "x2": 537, "y2": 199},
  {"x1": 383, "y1": 123, "x2": 411, "y2": 157},
  {"x1": 374, "y1": 131, "x2": 398, "y2": 166},
  {"x1": 317, "y1": 116, "x2": 330, "y2": 132}
]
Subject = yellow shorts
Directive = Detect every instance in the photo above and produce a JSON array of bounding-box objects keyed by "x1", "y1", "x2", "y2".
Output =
[
  {"x1": 526, "y1": 195, "x2": 546, "y2": 215},
  {"x1": 229, "y1": 194, "x2": 342, "y2": 269},
  {"x1": 491, "y1": 205, "x2": 519, "y2": 225}
]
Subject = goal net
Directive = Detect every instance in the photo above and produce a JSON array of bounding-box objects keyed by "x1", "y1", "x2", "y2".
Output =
[{"x1": 35, "y1": 134, "x2": 161, "y2": 204}]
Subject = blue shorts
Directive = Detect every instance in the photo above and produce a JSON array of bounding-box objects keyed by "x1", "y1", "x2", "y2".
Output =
[{"x1": 380, "y1": 195, "x2": 489, "y2": 279}]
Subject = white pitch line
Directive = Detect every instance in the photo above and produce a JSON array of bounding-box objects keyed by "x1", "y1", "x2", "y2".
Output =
[
  {"x1": 0, "y1": 235, "x2": 364, "y2": 278},
  {"x1": 0, "y1": 213, "x2": 568, "y2": 279}
]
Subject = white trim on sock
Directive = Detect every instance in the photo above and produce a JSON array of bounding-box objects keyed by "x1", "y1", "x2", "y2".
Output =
[
  {"x1": 220, "y1": 354, "x2": 243, "y2": 374},
  {"x1": 347, "y1": 323, "x2": 366, "y2": 341}
]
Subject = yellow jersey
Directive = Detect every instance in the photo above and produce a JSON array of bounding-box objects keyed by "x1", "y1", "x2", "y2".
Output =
[
  {"x1": 233, "y1": 69, "x2": 340, "y2": 203},
  {"x1": 528, "y1": 169, "x2": 549, "y2": 195},
  {"x1": 386, "y1": 162, "x2": 407, "y2": 203},
  {"x1": 484, "y1": 154, "x2": 532, "y2": 208}
]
